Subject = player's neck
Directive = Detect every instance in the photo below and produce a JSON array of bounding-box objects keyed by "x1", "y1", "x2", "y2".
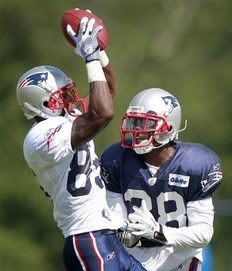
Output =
[{"x1": 142, "y1": 143, "x2": 175, "y2": 167}]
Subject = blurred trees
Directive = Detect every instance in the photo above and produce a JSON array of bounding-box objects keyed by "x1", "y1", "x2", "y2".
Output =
[{"x1": 0, "y1": 0, "x2": 231, "y2": 270}]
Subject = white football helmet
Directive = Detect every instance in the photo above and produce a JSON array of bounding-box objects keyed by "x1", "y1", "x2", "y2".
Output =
[
  {"x1": 16, "y1": 65, "x2": 86, "y2": 119},
  {"x1": 120, "y1": 88, "x2": 187, "y2": 154}
]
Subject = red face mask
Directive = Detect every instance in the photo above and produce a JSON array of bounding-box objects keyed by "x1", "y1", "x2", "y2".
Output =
[
  {"x1": 120, "y1": 112, "x2": 170, "y2": 149},
  {"x1": 47, "y1": 82, "x2": 86, "y2": 115}
]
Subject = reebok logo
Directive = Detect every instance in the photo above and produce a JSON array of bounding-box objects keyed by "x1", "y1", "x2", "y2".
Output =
[
  {"x1": 107, "y1": 251, "x2": 115, "y2": 260},
  {"x1": 168, "y1": 174, "x2": 190, "y2": 188}
]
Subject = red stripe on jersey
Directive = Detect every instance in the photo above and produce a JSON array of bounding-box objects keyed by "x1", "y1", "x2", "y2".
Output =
[
  {"x1": 72, "y1": 235, "x2": 88, "y2": 271},
  {"x1": 88, "y1": 232, "x2": 104, "y2": 271},
  {"x1": 188, "y1": 257, "x2": 200, "y2": 271}
]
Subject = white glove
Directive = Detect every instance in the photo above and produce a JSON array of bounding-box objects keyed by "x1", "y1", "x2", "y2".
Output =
[
  {"x1": 128, "y1": 200, "x2": 167, "y2": 245},
  {"x1": 66, "y1": 17, "x2": 103, "y2": 63},
  {"x1": 116, "y1": 220, "x2": 140, "y2": 248},
  {"x1": 116, "y1": 229, "x2": 140, "y2": 248}
]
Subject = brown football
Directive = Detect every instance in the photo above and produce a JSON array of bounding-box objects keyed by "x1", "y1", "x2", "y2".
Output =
[{"x1": 61, "y1": 8, "x2": 108, "y2": 49}]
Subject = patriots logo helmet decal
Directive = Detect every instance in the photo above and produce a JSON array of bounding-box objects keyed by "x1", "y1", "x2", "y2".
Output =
[
  {"x1": 18, "y1": 72, "x2": 49, "y2": 91},
  {"x1": 162, "y1": 95, "x2": 179, "y2": 116}
]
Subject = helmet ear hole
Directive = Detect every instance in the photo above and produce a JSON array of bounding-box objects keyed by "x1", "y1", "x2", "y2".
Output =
[{"x1": 43, "y1": 101, "x2": 48, "y2": 108}]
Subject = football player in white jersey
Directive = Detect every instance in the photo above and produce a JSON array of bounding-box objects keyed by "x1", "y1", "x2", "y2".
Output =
[
  {"x1": 16, "y1": 17, "x2": 146, "y2": 271},
  {"x1": 101, "y1": 88, "x2": 223, "y2": 271}
]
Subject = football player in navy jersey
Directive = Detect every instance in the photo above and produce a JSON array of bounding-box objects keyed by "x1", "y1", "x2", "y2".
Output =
[
  {"x1": 17, "y1": 17, "x2": 146, "y2": 271},
  {"x1": 101, "y1": 88, "x2": 223, "y2": 271}
]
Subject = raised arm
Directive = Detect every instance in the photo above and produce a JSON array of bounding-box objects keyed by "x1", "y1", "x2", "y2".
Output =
[
  {"x1": 81, "y1": 50, "x2": 117, "y2": 108},
  {"x1": 67, "y1": 18, "x2": 115, "y2": 149},
  {"x1": 100, "y1": 50, "x2": 117, "y2": 97}
]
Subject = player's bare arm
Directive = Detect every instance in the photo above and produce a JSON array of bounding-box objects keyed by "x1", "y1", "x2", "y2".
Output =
[
  {"x1": 102, "y1": 60, "x2": 117, "y2": 97},
  {"x1": 99, "y1": 49, "x2": 117, "y2": 97},
  {"x1": 71, "y1": 80, "x2": 114, "y2": 147},
  {"x1": 66, "y1": 17, "x2": 115, "y2": 148}
]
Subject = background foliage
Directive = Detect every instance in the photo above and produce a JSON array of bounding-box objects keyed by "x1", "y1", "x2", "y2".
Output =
[{"x1": 0, "y1": 0, "x2": 231, "y2": 270}]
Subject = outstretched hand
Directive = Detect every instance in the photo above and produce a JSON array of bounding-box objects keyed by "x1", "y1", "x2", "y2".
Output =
[{"x1": 66, "y1": 17, "x2": 103, "y2": 62}]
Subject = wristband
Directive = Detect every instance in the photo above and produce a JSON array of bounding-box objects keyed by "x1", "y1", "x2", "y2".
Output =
[
  {"x1": 99, "y1": 50, "x2": 109, "y2": 68},
  {"x1": 86, "y1": 60, "x2": 107, "y2": 83}
]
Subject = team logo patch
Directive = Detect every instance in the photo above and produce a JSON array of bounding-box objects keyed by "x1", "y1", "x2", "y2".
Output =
[
  {"x1": 46, "y1": 124, "x2": 63, "y2": 150},
  {"x1": 18, "y1": 72, "x2": 48, "y2": 90},
  {"x1": 212, "y1": 163, "x2": 220, "y2": 171},
  {"x1": 168, "y1": 173, "x2": 190, "y2": 187},
  {"x1": 201, "y1": 170, "x2": 223, "y2": 192}
]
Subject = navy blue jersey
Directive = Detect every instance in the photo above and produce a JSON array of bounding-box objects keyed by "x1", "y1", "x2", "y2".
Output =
[{"x1": 100, "y1": 141, "x2": 222, "y2": 229}]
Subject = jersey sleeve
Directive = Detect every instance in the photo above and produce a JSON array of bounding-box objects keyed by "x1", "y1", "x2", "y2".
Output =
[
  {"x1": 100, "y1": 144, "x2": 122, "y2": 194},
  {"x1": 163, "y1": 197, "x2": 214, "y2": 248},
  {"x1": 187, "y1": 146, "x2": 223, "y2": 201},
  {"x1": 36, "y1": 117, "x2": 74, "y2": 164}
]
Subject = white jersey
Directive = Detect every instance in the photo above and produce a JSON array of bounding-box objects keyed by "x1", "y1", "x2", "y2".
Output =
[{"x1": 23, "y1": 116, "x2": 122, "y2": 238}]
